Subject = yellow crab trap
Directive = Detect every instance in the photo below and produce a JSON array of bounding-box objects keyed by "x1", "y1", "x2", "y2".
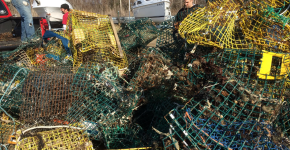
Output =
[
  {"x1": 66, "y1": 10, "x2": 128, "y2": 69},
  {"x1": 15, "y1": 127, "x2": 94, "y2": 150},
  {"x1": 178, "y1": 0, "x2": 249, "y2": 49},
  {"x1": 0, "y1": 112, "x2": 16, "y2": 145},
  {"x1": 239, "y1": 6, "x2": 290, "y2": 53}
]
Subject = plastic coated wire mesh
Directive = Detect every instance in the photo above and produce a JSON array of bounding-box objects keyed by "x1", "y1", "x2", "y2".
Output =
[
  {"x1": 15, "y1": 127, "x2": 94, "y2": 150},
  {"x1": 66, "y1": 63, "x2": 141, "y2": 141},
  {"x1": 156, "y1": 18, "x2": 192, "y2": 65},
  {"x1": 0, "y1": 65, "x2": 28, "y2": 145},
  {"x1": 0, "y1": 112, "x2": 15, "y2": 145},
  {"x1": 272, "y1": 80, "x2": 290, "y2": 141},
  {"x1": 132, "y1": 89, "x2": 177, "y2": 146},
  {"x1": 127, "y1": 47, "x2": 172, "y2": 91},
  {"x1": 102, "y1": 122, "x2": 143, "y2": 149},
  {"x1": 239, "y1": 6, "x2": 290, "y2": 52},
  {"x1": 66, "y1": 10, "x2": 128, "y2": 69},
  {"x1": 216, "y1": 48, "x2": 290, "y2": 99},
  {"x1": 163, "y1": 72, "x2": 287, "y2": 149},
  {"x1": 20, "y1": 66, "x2": 77, "y2": 123},
  {"x1": 0, "y1": 64, "x2": 28, "y2": 113},
  {"x1": 118, "y1": 18, "x2": 159, "y2": 52},
  {"x1": 178, "y1": 0, "x2": 248, "y2": 49}
]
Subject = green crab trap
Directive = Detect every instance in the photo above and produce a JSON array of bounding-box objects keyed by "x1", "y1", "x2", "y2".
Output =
[
  {"x1": 0, "y1": 64, "x2": 28, "y2": 113},
  {"x1": 272, "y1": 79, "x2": 290, "y2": 139},
  {"x1": 216, "y1": 48, "x2": 290, "y2": 100},
  {"x1": 156, "y1": 18, "x2": 195, "y2": 65},
  {"x1": 163, "y1": 73, "x2": 287, "y2": 149},
  {"x1": 118, "y1": 18, "x2": 159, "y2": 55},
  {"x1": 66, "y1": 63, "x2": 141, "y2": 139},
  {"x1": 127, "y1": 47, "x2": 172, "y2": 91},
  {"x1": 132, "y1": 87, "x2": 178, "y2": 147},
  {"x1": 20, "y1": 66, "x2": 77, "y2": 124},
  {"x1": 0, "y1": 65, "x2": 26, "y2": 145},
  {"x1": 102, "y1": 122, "x2": 143, "y2": 149}
]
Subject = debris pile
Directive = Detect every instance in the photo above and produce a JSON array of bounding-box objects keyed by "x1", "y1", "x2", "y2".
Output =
[{"x1": 1, "y1": 0, "x2": 290, "y2": 149}]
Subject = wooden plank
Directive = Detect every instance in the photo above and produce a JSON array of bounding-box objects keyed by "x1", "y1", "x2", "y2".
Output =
[
  {"x1": 108, "y1": 15, "x2": 124, "y2": 58},
  {"x1": 146, "y1": 38, "x2": 157, "y2": 47}
]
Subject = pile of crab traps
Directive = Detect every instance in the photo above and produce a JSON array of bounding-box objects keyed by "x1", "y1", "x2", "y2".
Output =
[{"x1": 1, "y1": 0, "x2": 290, "y2": 149}]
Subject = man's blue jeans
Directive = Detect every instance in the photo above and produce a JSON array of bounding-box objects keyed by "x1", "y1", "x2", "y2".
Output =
[
  {"x1": 11, "y1": 0, "x2": 35, "y2": 42},
  {"x1": 43, "y1": 31, "x2": 72, "y2": 56}
]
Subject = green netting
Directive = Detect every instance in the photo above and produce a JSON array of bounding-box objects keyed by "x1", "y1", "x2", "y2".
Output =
[
  {"x1": 66, "y1": 63, "x2": 141, "y2": 140},
  {"x1": 163, "y1": 72, "x2": 287, "y2": 149},
  {"x1": 127, "y1": 47, "x2": 172, "y2": 91},
  {"x1": 216, "y1": 48, "x2": 289, "y2": 99},
  {"x1": 118, "y1": 18, "x2": 159, "y2": 57},
  {"x1": 102, "y1": 122, "x2": 143, "y2": 149},
  {"x1": 0, "y1": 64, "x2": 28, "y2": 113},
  {"x1": 272, "y1": 79, "x2": 290, "y2": 139},
  {"x1": 0, "y1": 65, "x2": 28, "y2": 145},
  {"x1": 132, "y1": 87, "x2": 177, "y2": 147},
  {"x1": 156, "y1": 18, "x2": 192, "y2": 65}
]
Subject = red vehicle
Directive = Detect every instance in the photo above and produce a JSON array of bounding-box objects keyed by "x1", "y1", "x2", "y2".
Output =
[{"x1": 0, "y1": 0, "x2": 48, "y2": 50}]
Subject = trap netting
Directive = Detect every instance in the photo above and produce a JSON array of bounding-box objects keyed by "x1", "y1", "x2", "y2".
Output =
[
  {"x1": 0, "y1": 29, "x2": 43, "y2": 66},
  {"x1": 66, "y1": 63, "x2": 141, "y2": 140},
  {"x1": 15, "y1": 127, "x2": 94, "y2": 150},
  {"x1": 127, "y1": 47, "x2": 173, "y2": 91},
  {"x1": 272, "y1": 80, "x2": 290, "y2": 140},
  {"x1": 132, "y1": 87, "x2": 178, "y2": 146},
  {"x1": 239, "y1": 5, "x2": 290, "y2": 53},
  {"x1": 118, "y1": 18, "x2": 159, "y2": 53},
  {"x1": 163, "y1": 73, "x2": 287, "y2": 149},
  {"x1": 20, "y1": 66, "x2": 77, "y2": 125},
  {"x1": 178, "y1": 0, "x2": 249, "y2": 49},
  {"x1": 0, "y1": 64, "x2": 28, "y2": 113},
  {"x1": 0, "y1": 64, "x2": 27, "y2": 145},
  {"x1": 157, "y1": 18, "x2": 195, "y2": 65},
  {"x1": 66, "y1": 10, "x2": 128, "y2": 69},
  {"x1": 102, "y1": 122, "x2": 143, "y2": 149},
  {"x1": 0, "y1": 111, "x2": 16, "y2": 145},
  {"x1": 216, "y1": 48, "x2": 290, "y2": 100}
]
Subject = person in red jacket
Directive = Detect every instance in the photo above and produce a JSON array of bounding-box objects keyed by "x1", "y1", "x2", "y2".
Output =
[
  {"x1": 42, "y1": 3, "x2": 73, "y2": 62},
  {"x1": 60, "y1": 4, "x2": 70, "y2": 31}
]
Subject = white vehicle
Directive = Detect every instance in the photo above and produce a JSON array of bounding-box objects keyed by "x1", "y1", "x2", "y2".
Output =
[
  {"x1": 132, "y1": 0, "x2": 171, "y2": 23},
  {"x1": 32, "y1": 0, "x2": 73, "y2": 22}
]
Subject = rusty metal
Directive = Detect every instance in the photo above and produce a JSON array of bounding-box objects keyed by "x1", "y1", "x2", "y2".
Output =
[{"x1": 20, "y1": 66, "x2": 78, "y2": 122}]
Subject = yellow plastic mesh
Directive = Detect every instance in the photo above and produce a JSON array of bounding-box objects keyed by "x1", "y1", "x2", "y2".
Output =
[
  {"x1": 239, "y1": 8, "x2": 290, "y2": 52},
  {"x1": 178, "y1": 0, "x2": 248, "y2": 49},
  {"x1": 249, "y1": 0, "x2": 290, "y2": 8},
  {"x1": 66, "y1": 10, "x2": 128, "y2": 69},
  {"x1": 15, "y1": 128, "x2": 94, "y2": 150},
  {"x1": 0, "y1": 113, "x2": 15, "y2": 144}
]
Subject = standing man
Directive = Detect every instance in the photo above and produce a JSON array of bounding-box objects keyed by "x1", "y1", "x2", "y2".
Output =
[{"x1": 11, "y1": 0, "x2": 40, "y2": 43}]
